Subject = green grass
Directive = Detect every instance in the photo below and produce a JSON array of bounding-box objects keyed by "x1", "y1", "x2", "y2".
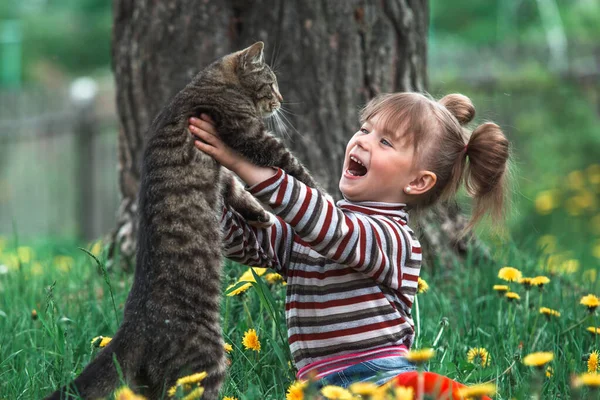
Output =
[{"x1": 1, "y1": 188, "x2": 600, "y2": 399}]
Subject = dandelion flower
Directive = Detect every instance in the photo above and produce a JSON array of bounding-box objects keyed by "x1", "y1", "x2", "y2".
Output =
[
  {"x1": 587, "y1": 327, "x2": 600, "y2": 335},
  {"x1": 588, "y1": 351, "x2": 600, "y2": 373},
  {"x1": 405, "y1": 348, "x2": 435, "y2": 364},
  {"x1": 91, "y1": 336, "x2": 112, "y2": 348},
  {"x1": 581, "y1": 294, "x2": 600, "y2": 312},
  {"x1": 175, "y1": 372, "x2": 207, "y2": 386},
  {"x1": 498, "y1": 267, "x2": 522, "y2": 282},
  {"x1": 223, "y1": 343, "x2": 233, "y2": 353},
  {"x1": 181, "y1": 386, "x2": 204, "y2": 400},
  {"x1": 573, "y1": 372, "x2": 600, "y2": 388},
  {"x1": 505, "y1": 292, "x2": 520, "y2": 301},
  {"x1": 493, "y1": 285, "x2": 509, "y2": 294},
  {"x1": 518, "y1": 277, "x2": 534, "y2": 290},
  {"x1": 546, "y1": 366, "x2": 553, "y2": 378},
  {"x1": 114, "y1": 386, "x2": 147, "y2": 400},
  {"x1": 393, "y1": 386, "x2": 414, "y2": 400},
  {"x1": 535, "y1": 191, "x2": 556, "y2": 215},
  {"x1": 286, "y1": 380, "x2": 307, "y2": 400},
  {"x1": 467, "y1": 347, "x2": 491, "y2": 367},
  {"x1": 531, "y1": 276, "x2": 550, "y2": 288},
  {"x1": 348, "y1": 381, "x2": 379, "y2": 395},
  {"x1": 288, "y1": 382, "x2": 308, "y2": 400},
  {"x1": 242, "y1": 329, "x2": 261, "y2": 352},
  {"x1": 226, "y1": 282, "x2": 252, "y2": 296},
  {"x1": 523, "y1": 352, "x2": 554, "y2": 368},
  {"x1": 17, "y1": 246, "x2": 33, "y2": 263},
  {"x1": 537, "y1": 235, "x2": 557, "y2": 254},
  {"x1": 417, "y1": 277, "x2": 429, "y2": 294},
  {"x1": 320, "y1": 385, "x2": 353, "y2": 400},
  {"x1": 265, "y1": 273, "x2": 284, "y2": 283},
  {"x1": 456, "y1": 383, "x2": 496, "y2": 399},
  {"x1": 539, "y1": 307, "x2": 561, "y2": 318},
  {"x1": 223, "y1": 397, "x2": 238, "y2": 400},
  {"x1": 31, "y1": 309, "x2": 38, "y2": 320}
]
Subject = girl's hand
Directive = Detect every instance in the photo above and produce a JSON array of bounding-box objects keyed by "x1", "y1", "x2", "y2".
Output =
[
  {"x1": 189, "y1": 114, "x2": 246, "y2": 173},
  {"x1": 188, "y1": 114, "x2": 277, "y2": 186}
]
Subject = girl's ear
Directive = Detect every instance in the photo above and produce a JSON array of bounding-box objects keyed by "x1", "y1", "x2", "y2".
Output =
[{"x1": 407, "y1": 171, "x2": 437, "y2": 195}]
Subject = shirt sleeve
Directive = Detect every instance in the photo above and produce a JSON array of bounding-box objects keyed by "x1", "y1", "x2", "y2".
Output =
[
  {"x1": 249, "y1": 168, "x2": 421, "y2": 292},
  {"x1": 220, "y1": 204, "x2": 293, "y2": 277}
]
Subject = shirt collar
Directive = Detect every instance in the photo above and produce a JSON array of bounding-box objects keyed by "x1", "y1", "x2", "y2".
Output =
[{"x1": 336, "y1": 199, "x2": 409, "y2": 222}]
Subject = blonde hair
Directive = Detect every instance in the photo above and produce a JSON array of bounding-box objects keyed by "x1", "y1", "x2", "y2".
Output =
[{"x1": 360, "y1": 92, "x2": 512, "y2": 236}]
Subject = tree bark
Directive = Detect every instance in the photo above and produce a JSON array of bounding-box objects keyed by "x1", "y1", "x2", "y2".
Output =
[{"x1": 111, "y1": 0, "x2": 489, "y2": 271}]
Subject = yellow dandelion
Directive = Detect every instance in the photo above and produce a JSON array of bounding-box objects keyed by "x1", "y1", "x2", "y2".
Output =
[
  {"x1": 91, "y1": 336, "x2": 112, "y2": 348},
  {"x1": 539, "y1": 307, "x2": 561, "y2": 318},
  {"x1": 175, "y1": 372, "x2": 207, "y2": 387},
  {"x1": 505, "y1": 292, "x2": 520, "y2": 301},
  {"x1": 546, "y1": 366, "x2": 553, "y2": 378},
  {"x1": 559, "y1": 258, "x2": 579, "y2": 274},
  {"x1": 181, "y1": 386, "x2": 204, "y2": 400},
  {"x1": 54, "y1": 255, "x2": 74, "y2": 272},
  {"x1": 286, "y1": 380, "x2": 307, "y2": 400},
  {"x1": 405, "y1": 348, "x2": 435, "y2": 364},
  {"x1": 585, "y1": 268, "x2": 598, "y2": 283},
  {"x1": 90, "y1": 240, "x2": 103, "y2": 256},
  {"x1": 114, "y1": 386, "x2": 147, "y2": 400},
  {"x1": 393, "y1": 386, "x2": 414, "y2": 400},
  {"x1": 537, "y1": 235, "x2": 557, "y2": 254},
  {"x1": 223, "y1": 343, "x2": 233, "y2": 353},
  {"x1": 587, "y1": 327, "x2": 600, "y2": 335},
  {"x1": 573, "y1": 372, "x2": 600, "y2": 388},
  {"x1": 581, "y1": 294, "x2": 600, "y2": 311},
  {"x1": 226, "y1": 282, "x2": 252, "y2": 296},
  {"x1": 320, "y1": 385, "x2": 353, "y2": 400},
  {"x1": 467, "y1": 347, "x2": 491, "y2": 367},
  {"x1": 242, "y1": 329, "x2": 261, "y2": 352},
  {"x1": 456, "y1": 383, "x2": 496, "y2": 399},
  {"x1": 535, "y1": 191, "x2": 556, "y2": 215},
  {"x1": 417, "y1": 277, "x2": 429, "y2": 294},
  {"x1": 588, "y1": 351, "x2": 600, "y2": 373},
  {"x1": 265, "y1": 273, "x2": 284, "y2": 283},
  {"x1": 568, "y1": 170, "x2": 585, "y2": 190},
  {"x1": 531, "y1": 276, "x2": 550, "y2": 287},
  {"x1": 518, "y1": 277, "x2": 534, "y2": 290},
  {"x1": 593, "y1": 242, "x2": 600, "y2": 260},
  {"x1": 31, "y1": 309, "x2": 38, "y2": 320},
  {"x1": 523, "y1": 351, "x2": 554, "y2": 368},
  {"x1": 223, "y1": 397, "x2": 238, "y2": 400},
  {"x1": 588, "y1": 164, "x2": 600, "y2": 184},
  {"x1": 17, "y1": 246, "x2": 33, "y2": 263},
  {"x1": 498, "y1": 267, "x2": 522, "y2": 282},
  {"x1": 493, "y1": 285, "x2": 509, "y2": 293},
  {"x1": 348, "y1": 381, "x2": 379, "y2": 395}
]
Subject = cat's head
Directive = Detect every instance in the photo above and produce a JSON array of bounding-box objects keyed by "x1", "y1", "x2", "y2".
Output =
[{"x1": 232, "y1": 42, "x2": 282, "y2": 116}]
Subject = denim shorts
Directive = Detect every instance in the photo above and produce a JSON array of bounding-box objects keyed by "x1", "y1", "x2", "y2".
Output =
[{"x1": 318, "y1": 356, "x2": 416, "y2": 388}]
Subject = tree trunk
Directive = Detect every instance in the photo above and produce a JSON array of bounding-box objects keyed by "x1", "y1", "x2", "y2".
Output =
[{"x1": 111, "y1": 0, "x2": 489, "y2": 271}]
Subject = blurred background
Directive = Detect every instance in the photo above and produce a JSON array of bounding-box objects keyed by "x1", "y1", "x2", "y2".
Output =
[{"x1": 0, "y1": 0, "x2": 598, "y2": 265}]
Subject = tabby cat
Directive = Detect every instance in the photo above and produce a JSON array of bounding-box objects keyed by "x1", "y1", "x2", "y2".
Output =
[{"x1": 46, "y1": 41, "x2": 317, "y2": 399}]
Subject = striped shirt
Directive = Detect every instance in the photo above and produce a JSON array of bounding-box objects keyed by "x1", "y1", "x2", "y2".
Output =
[{"x1": 221, "y1": 168, "x2": 422, "y2": 379}]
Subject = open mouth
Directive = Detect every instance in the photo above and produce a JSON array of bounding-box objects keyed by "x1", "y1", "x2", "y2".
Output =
[{"x1": 347, "y1": 155, "x2": 368, "y2": 177}]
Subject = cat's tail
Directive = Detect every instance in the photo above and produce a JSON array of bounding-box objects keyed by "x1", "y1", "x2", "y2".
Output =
[{"x1": 44, "y1": 332, "x2": 136, "y2": 400}]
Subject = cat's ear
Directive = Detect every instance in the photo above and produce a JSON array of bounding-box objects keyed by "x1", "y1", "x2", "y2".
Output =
[{"x1": 241, "y1": 41, "x2": 265, "y2": 68}]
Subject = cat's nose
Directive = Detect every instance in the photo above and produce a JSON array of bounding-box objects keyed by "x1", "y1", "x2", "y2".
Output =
[{"x1": 273, "y1": 88, "x2": 283, "y2": 102}]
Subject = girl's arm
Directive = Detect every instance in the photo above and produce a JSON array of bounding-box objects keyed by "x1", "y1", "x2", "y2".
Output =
[
  {"x1": 221, "y1": 204, "x2": 293, "y2": 277},
  {"x1": 190, "y1": 115, "x2": 421, "y2": 292}
]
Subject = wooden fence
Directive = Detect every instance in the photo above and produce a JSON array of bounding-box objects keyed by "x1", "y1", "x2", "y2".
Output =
[{"x1": 0, "y1": 81, "x2": 120, "y2": 241}]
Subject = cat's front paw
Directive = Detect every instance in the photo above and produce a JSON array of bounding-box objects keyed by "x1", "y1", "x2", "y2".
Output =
[{"x1": 247, "y1": 210, "x2": 275, "y2": 228}]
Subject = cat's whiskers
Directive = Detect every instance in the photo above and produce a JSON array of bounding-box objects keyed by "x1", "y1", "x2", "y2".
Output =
[{"x1": 274, "y1": 109, "x2": 300, "y2": 139}]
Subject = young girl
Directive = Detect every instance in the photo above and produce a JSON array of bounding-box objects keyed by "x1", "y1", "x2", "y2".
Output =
[{"x1": 188, "y1": 92, "x2": 510, "y2": 391}]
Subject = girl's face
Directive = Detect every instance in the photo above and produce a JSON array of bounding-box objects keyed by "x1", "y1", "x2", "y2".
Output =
[{"x1": 339, "y1": 114, "x2": 417, "y2": 203}]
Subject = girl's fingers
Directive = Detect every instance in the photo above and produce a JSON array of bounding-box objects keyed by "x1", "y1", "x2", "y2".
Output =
[
  {"x1": 189, "y1": 117, "x2": 217, "y2": 135},
  {"x1": 188, "y1": 124, "x2": 217, "y2": 144},
  {"x1": 199, "y1": 113, "x2": 215, "y2": 124}
]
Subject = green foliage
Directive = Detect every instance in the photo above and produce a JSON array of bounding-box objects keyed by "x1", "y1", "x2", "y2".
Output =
[{"x1": 1, "y1": 230, "x2": 600, "y2": 398}]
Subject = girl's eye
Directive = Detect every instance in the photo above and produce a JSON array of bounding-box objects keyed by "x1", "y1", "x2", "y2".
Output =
[
  {"x1": 360, "y1": 128, "x2": 369, "y2": 134},
  {"x1": 381, "y1": 139, "x2": 392, "y2": 147}
]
